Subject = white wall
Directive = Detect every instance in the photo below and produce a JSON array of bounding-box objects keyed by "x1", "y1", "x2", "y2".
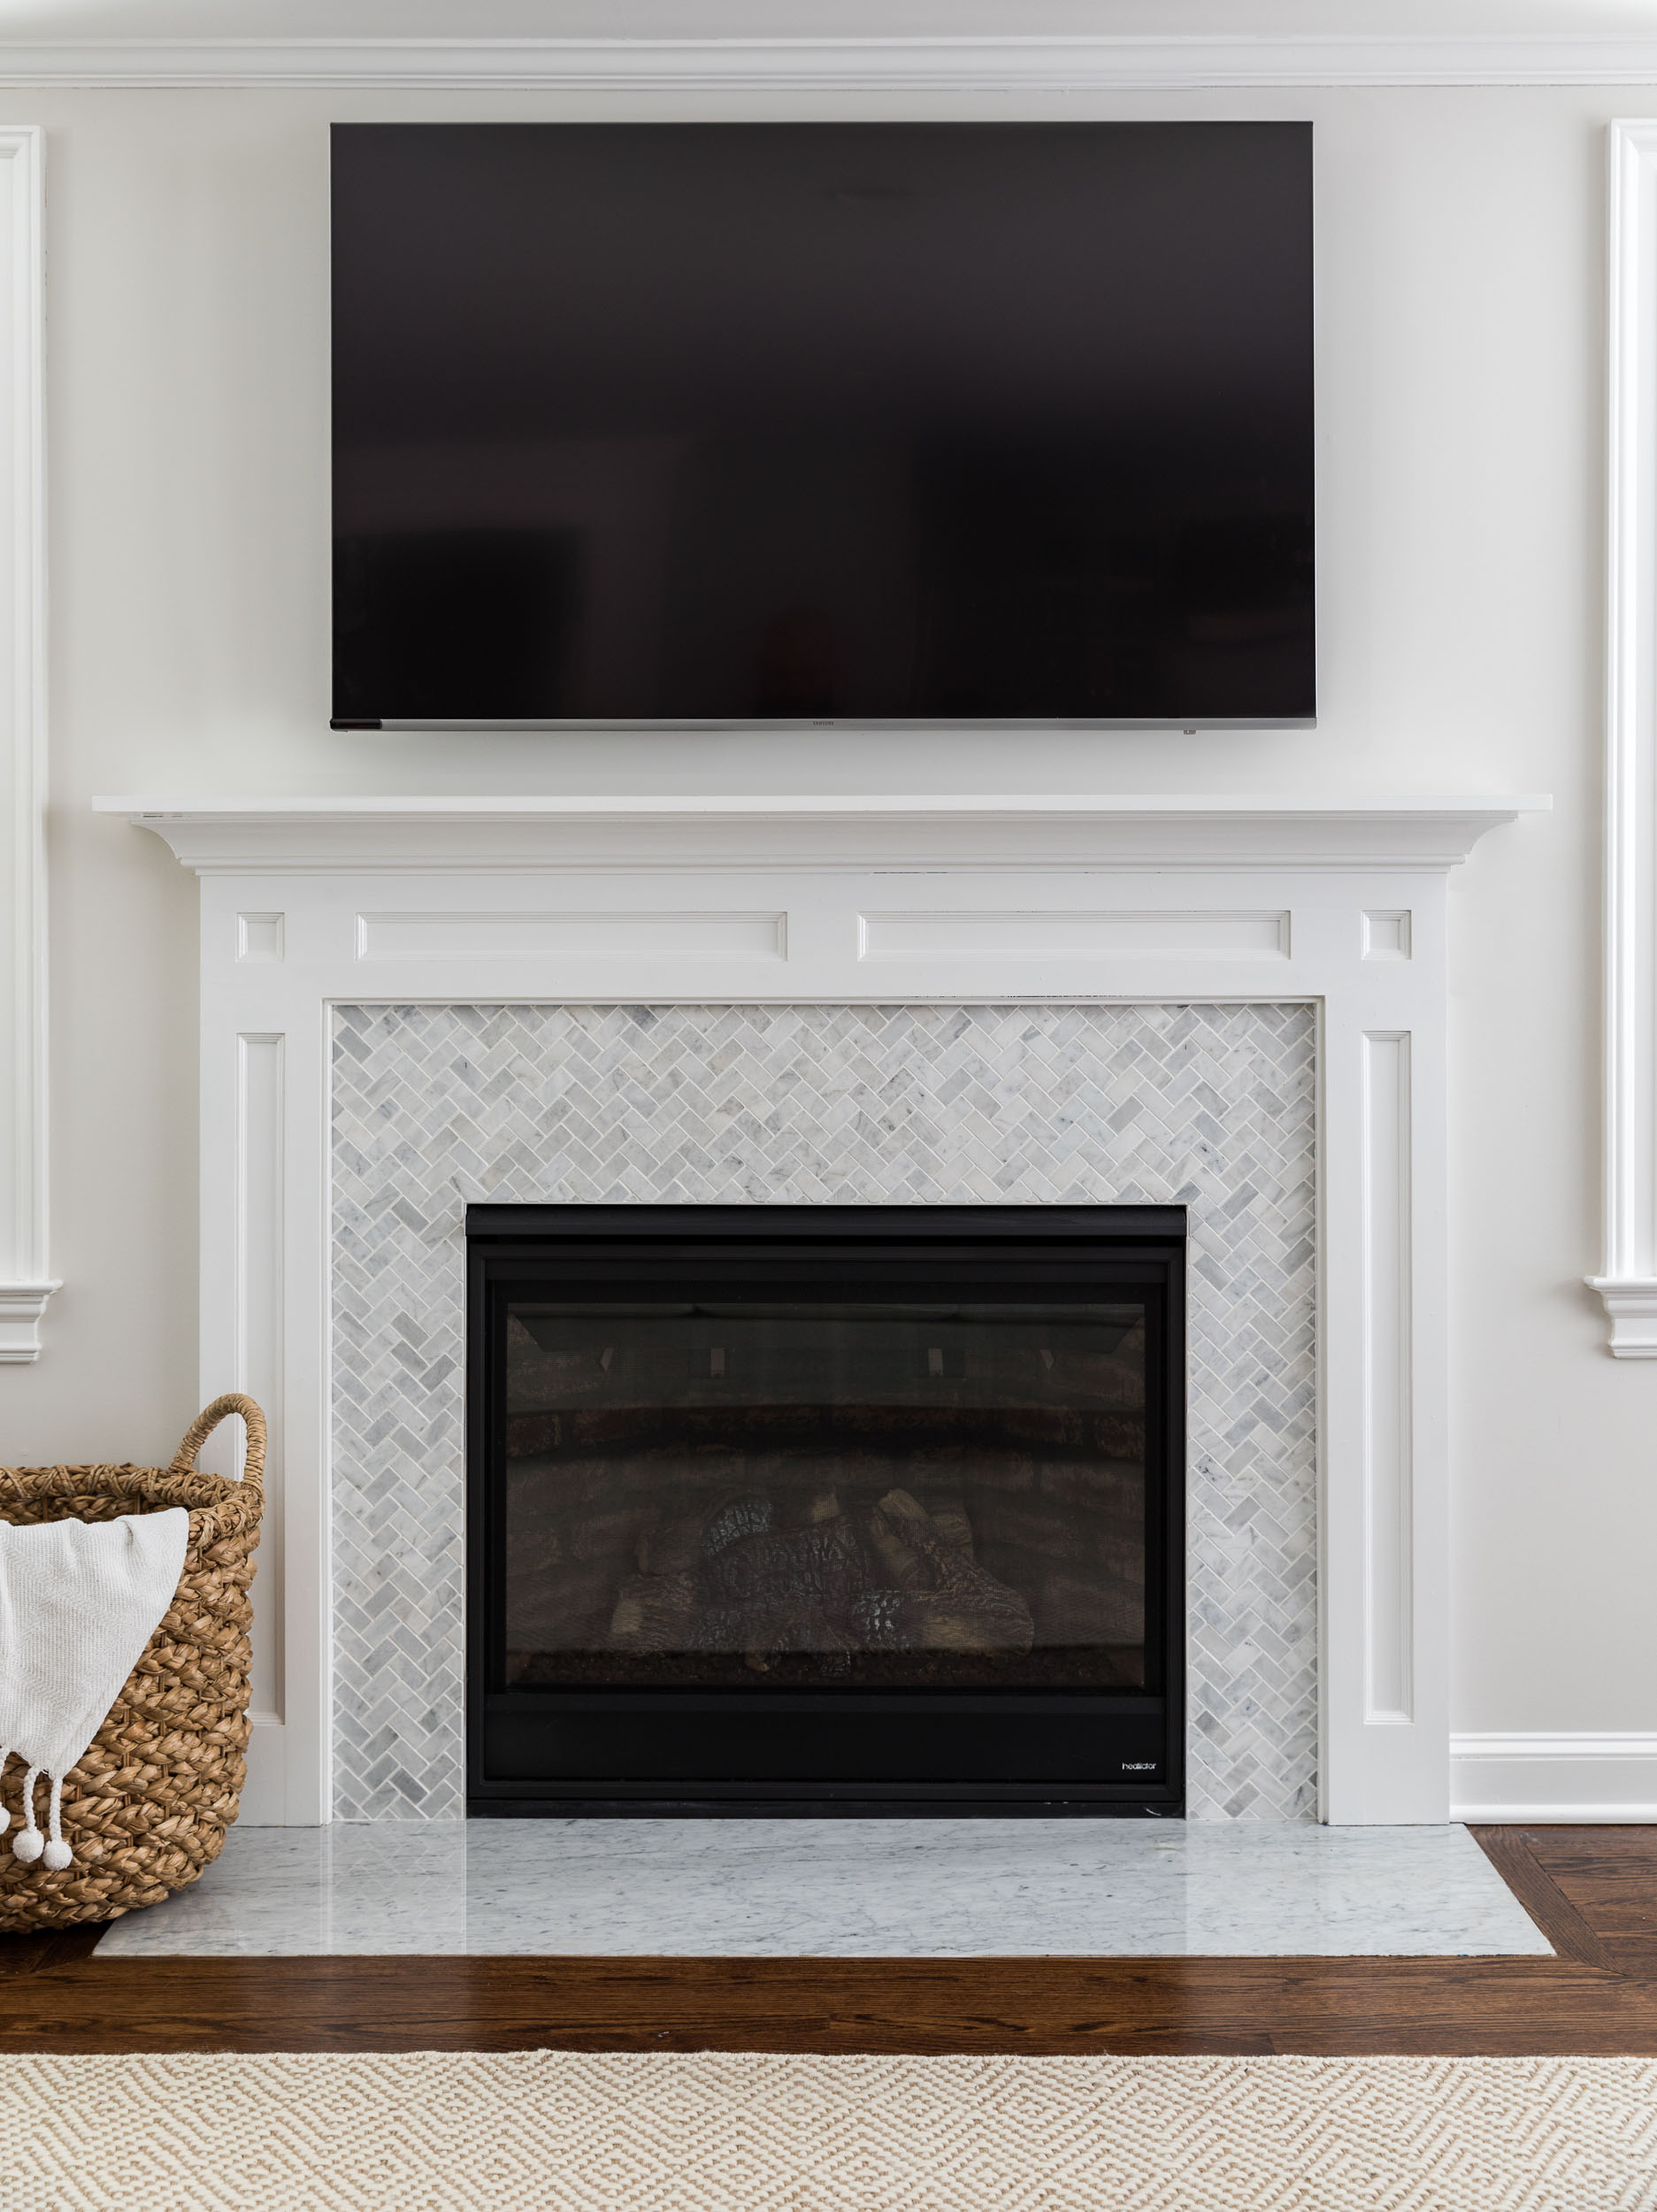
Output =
[{"x1": 0, "y1": 78, "x2": 1648, "y2": 1803}]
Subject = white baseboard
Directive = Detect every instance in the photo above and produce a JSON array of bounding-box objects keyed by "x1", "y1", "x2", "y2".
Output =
[
  {"x1": 1450, "y1": 1732, "x2": 1657, "y2": 1822},
  {"x1": 236, "y1": 1713, "x2": 288, "y2": 1826}
]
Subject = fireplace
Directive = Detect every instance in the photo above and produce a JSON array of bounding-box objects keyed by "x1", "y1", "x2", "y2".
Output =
[
  {"x1": 466, "y1": 1203, "x2": 1185, "y2": 1814},
  {"x1": 112, "y1": 789, "x2": 1522, "y2": 1824}
]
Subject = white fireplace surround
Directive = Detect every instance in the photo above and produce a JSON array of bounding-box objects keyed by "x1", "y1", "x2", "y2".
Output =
[{"x1": 103, "y1": 791, "x2": 1544, "y2": 1826}]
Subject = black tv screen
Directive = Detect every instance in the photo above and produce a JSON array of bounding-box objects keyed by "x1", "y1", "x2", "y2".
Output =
[{"x1": 331, "y1": 123, "x2": 1314, "y2": 728}]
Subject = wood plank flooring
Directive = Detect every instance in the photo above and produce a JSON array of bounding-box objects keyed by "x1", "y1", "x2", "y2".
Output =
[{"x1": 4, "y1": 1826, "x2": 1657, "y2": 2055}]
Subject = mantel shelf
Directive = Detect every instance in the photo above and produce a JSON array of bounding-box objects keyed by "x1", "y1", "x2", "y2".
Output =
[{"x1": 96, "y1": 792, "x2": 1549, "y2": 876}]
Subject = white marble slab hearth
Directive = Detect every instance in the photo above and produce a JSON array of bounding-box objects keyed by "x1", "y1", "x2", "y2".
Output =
[{"x1": 97, "y1": 1820, "x2": 1548, "y2": 1959}]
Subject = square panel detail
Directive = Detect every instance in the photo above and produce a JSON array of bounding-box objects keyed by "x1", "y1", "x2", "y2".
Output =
[
  {"x1": 237, "y1": 912, "x2": 286, "y2": 963},
  {"x1": 1362, "y1": 910, "x2": 1412, "y2": 962}
]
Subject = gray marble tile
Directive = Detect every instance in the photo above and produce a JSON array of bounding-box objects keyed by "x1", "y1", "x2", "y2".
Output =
[
  {"x1": 330, "y1": 1002, "x2": 1319, "y2": 1825},
  {"x1": 97, "y1": 1820, "x2": 1549, "y2": 1959}
]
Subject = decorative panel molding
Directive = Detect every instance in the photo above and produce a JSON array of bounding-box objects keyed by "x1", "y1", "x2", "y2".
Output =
[
  {"x1": 237, "y1": 1035, "x2": 286, "y2": 1768},
  {"x1": 7, "y1": 35, "x2": 1657, "y2": 90},
  {"x1": 236, "y1": 1039, "x2": 285, "y2": 1433},
  {"x1": 0, "y1": 127, "x2": 48, "y2": 1363},
  {"x1": 1362, "y1": 1033, "x2": 1413, "y2": 1724},
  {"x1": 1362, "y1": 911, "x2": 1412, "y2": 962},
  {"x1": 236, "y1": 912, "x2": 285, "y2": 964},
  {"x1": 859, "y1": 911, "x2": 1289, "y2": 962},
  {"x1": 355, "y1": 910, "x2": 786, "y2": 963},
  {"x1": 1592, "y1": 121, "x2": 1657, "y2": 1356}
]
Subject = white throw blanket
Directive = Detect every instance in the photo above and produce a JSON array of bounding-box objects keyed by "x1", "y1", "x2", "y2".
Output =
[{"x1": 0, "y1": 1509, "x2": 188, "y2": 1871}]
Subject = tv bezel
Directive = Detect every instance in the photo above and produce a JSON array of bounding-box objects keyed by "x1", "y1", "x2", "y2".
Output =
[{"x1": 329, "y1": 118, "x2": 1317, "y2": 735}]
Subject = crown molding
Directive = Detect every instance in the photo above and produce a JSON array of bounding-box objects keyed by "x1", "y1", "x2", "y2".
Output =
[
  {"x1": 4, "y1": 35, "x2": 1657, "y2": 92},
  {"x1": 96, "y1": 792, "x2": 1546, "y2": 877}
]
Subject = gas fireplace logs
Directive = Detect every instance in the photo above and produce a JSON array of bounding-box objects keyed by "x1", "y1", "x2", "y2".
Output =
[{"x1": 608, "y1": 1486, "x2": 1035, "y2": 1669}]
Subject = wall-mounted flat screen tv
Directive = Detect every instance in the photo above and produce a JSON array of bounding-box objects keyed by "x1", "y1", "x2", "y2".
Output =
[{"x1": 331, "y1": 122, "x2": 1314, "y2": 729}]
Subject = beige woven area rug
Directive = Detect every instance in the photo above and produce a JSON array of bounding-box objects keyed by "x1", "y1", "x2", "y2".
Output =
[{"x1": 2, "y1": 2050, "x2": 1654, "y2": 2210}]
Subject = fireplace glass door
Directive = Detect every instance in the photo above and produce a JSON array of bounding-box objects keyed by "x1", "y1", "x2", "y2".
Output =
[{"x1": 468, "y1": 1206, "x2": 1184, "y2": 1813}]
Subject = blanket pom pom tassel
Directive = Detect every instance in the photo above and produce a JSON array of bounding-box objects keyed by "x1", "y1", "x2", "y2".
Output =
[
  {"x1": 9, "y1": 1766, "x2": 72, "y2": 1871},
  {"x1": 12, "y1": 1764, "x2": 42, "y2": 1862},
  {"x1": 41, "y1": 1771, "x2": 71, "y2": 1870}
]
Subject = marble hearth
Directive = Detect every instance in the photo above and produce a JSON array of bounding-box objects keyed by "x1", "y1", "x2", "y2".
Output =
[{"x1": 98, "y1": 1820, "x2": 1549, "y2": 1959}]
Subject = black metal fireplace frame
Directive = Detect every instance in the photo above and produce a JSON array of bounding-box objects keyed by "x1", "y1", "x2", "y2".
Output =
[{"x1": 465, "y1": 1203, "x2": 1186, "y2": 1816}]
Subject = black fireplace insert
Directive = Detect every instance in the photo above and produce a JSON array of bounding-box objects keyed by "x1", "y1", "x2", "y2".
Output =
[{"x1": 466, "y1": 1204, "x2": 1185, "y2": 1814}]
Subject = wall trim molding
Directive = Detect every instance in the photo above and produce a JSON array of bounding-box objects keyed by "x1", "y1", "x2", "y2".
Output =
[
  {"x1": 0, "y1": 126, "x2": 51, "y2": 1363},
  {"x1": 1450, "y1": 1731, "x2": 1657, "y2": 1822},
  {"x1": 1592, "y1": 121, "x2": 1657, "y2": 1355},
  {"x1": 5, "y1": 35, "x2": 1657, "y2": 91}
]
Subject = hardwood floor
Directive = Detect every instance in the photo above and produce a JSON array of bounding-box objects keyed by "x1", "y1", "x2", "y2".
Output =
[{"x1": 4, "y1": 1827, "x2": 1657, "y2": 2055}]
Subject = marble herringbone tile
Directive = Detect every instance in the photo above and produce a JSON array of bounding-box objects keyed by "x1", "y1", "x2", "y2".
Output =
[{"x1": 331, "y1": 1003, "x2": 1317, "y2": 1823}]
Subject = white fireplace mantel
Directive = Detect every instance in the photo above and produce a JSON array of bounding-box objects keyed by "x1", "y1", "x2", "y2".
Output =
[
  {"x1": 102, "y1": 791, "x2": 1533, "y2": 876},
  {"x1": 102, "y1": 789, "x2": 1546, "y2": 1827}
]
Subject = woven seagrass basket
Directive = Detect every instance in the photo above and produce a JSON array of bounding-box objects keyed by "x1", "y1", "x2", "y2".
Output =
[{"x1": 0, "y1": 1393, "x2": 265, "y2": 1931}]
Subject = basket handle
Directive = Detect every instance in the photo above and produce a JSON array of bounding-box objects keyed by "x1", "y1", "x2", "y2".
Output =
[{"x1": 170, "y1": 1394, "x2": 266, "y2": 1495}]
